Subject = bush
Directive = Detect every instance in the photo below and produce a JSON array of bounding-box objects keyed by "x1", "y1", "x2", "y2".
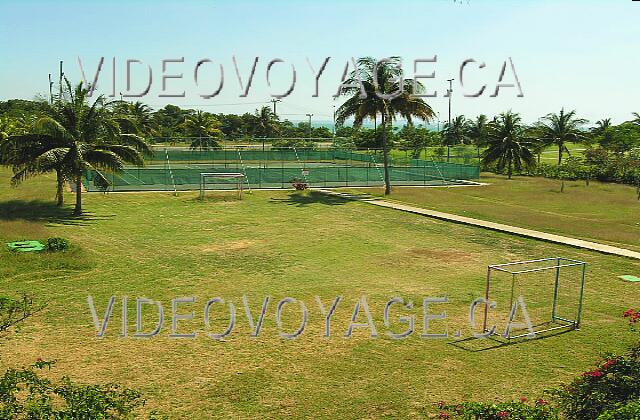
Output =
[
  {"x1": 0, "y1": 361, "x2": 147, "y2": 419},
  {"x1": 290, "y1": 178, "x2": 308, "y2": 190},
  {"x1": 0, "y1": 294, "x2": 39, "y2": 334},
  {"x1": 436, "y1": 310, "x2": 640, "y2": 419},
  {"x1": 437, "y1": 399, "x2": 558, "y2": 419},
  {"x1": 271, "y1": 138, "x2": 316, "y2": 150},
  {"x1": 46, "y1": 237, "x2": 70, "y2": 252}
]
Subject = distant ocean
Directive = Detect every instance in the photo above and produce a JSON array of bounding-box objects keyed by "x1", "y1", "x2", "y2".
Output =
[{"x1": 288, "y1": 119, "x2": 440, "y2": 131}]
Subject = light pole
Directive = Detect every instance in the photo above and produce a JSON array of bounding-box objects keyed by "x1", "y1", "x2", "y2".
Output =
[
  {"x1": 48, "y1": 73, "x2": 54, "y2": 104},
  {"x1": 332, "y1": 105, "x2": 336, "y2": 137},
  {"x1": 306, "y1": 113, "x2": 313, "y2": 139},
  {"x1": 59, "y1": 61, "x2": 64, "y2": 99},
  {"x1": 446, "y1": 78, "x2": 454, "y2": 124},
  {"x1": 270, "y1": 98, "x2": 281, "y2": 117}
]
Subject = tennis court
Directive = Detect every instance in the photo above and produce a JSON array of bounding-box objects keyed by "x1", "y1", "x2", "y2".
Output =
[{"x1": 84, "y1": 147, "x2": 481, "y2": 192}]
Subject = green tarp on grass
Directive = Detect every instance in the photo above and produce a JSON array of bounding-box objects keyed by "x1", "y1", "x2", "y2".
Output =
[{"x1": 6, "y1": 241, "x2": 45, "y2": 252}]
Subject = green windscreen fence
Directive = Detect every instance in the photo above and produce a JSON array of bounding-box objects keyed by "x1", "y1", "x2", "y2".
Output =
[{"x1": 84, "y1": 147, "x2": 480, "y2": 192}]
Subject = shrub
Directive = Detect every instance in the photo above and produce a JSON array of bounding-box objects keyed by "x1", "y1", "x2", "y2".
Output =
[
  {"x1": 597, "y1": 398, "x2": 640, "y2": 419},
  {"x1": 46, "y1": 237, "x2": 70, "y2": 252},
  {"x1": 438, "y1": 399, "x2": 558, "y2": 419},
  {"x1": 551, "y1": 348, "x2": 640, "y2": 419},
  {"x1": 0, "y1": 294, "x2": 39, "y2": 334},
  {"x1": 0, "y1": 361, "x2": 147, "y2": 419},
  {"x1": 290, "y1": 178, "x2": 308, "y2": 190},
  {"x1": 437, "y1": 310, "x2": 640, "y2": 419}
]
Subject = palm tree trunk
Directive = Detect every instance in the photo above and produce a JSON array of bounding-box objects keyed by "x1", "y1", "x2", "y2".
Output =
[
  {"x1": 381, "y1": 111, "x2": 391, "y2": 195},
  {"x1": 55, "y1": 168, "x2": 64, "y2": 207},
  {"x1": 508, "y1": 157, "x2": 513, "y2": 179},
  {"x1": 558, "y1": 143, "x2": 563, "y2": 165},
  {"x1": 74, "y1": 174, "x2": 83, "y2": 216}
]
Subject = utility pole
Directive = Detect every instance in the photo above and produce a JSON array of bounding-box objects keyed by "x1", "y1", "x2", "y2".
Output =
[
  {"x1": 48, "y1": 74, "x2": 54, "y2": 104},
  {"x1": 306, "y1": 113, "x2": 313, "y2": 139},
  {"x1": 59, "y1": 61, "x2": 64, "y2": 99},
  {"x1": 270, "y1": 99, "x2": 281, "y2": 117},
  {"x1": 446, "y1": 78, "x2": 454, "y2": 124},
  {"x1": 332, "y1": 105, "x2": 336, "y2": 137}
]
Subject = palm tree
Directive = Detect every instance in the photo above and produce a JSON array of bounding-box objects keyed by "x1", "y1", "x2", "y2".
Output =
[
  {"x1": 442, "y1": 115, "x2": 469, "y2": 145},
  {"x1": 115, "y1": 101, "x2": 156, "y2": 138},
  {"x1": 482, "y1": 111, "x2": 535, "y2": 179},
  {"x1": 2, "y1": 79, "x2": 149, "y2": 215},
  {"x1": 254, "y1": 106, "x2": 280, "y2": 138},
  {"x1": 538, "y1": 109, "x2": 588, "y2": 165},
  {"x1": 335, "y1": 57, "x2": 434, "y2": 194},
  {"x1": 182, "y1": 110, "x2": 222, "y2": 151},
  {"x1": 466, "y1": 114, "x2": 489, "y2": 146}
]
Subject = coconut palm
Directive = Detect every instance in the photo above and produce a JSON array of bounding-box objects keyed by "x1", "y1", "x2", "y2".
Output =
[
  {"x1": 538, "y1": 109, "x2": 588, "y2": 165},
  {"x1": 335, "y1": 57, "x2": 434, "y2": 194},
  {"x1": 482, "y1": 111, "x2": 535, "y2": 179},
  {"x1": 115, "y1": 101, "x2": 156, "y2": 138},
  {"x1": 442, "y1": 115, "x2": 469, "y2": 145},
  {"x1": 254, "y1": 106, "x2": 280, "y2": 138},
  {"x1": 182, "y1": 110, "x2": 222, "y2": 151},
  {"x1": 2, "y1": 79, "x2": 149, "y2": 215},
  {"x1": 466, "y1": 114, "x2": 490, "y2": 146}
]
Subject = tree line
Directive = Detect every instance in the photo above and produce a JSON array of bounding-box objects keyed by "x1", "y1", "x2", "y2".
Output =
[{"x1": 1, "y1": 57, "x2": 639, "y2": 208}]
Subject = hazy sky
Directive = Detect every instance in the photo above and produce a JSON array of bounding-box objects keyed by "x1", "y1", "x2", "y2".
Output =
[{"x1": 1, "y1": 0, "x2": 638, "y2": 125}]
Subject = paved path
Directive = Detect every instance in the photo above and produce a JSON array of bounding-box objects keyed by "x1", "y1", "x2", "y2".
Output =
[{"x1": 316, "y1": 189, "x2": 640, "y2": 260}]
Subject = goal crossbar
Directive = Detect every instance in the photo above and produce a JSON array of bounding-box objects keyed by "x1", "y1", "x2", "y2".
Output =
[{"x1": 199, "y1": 172, "x2": 247, "y2": 199}]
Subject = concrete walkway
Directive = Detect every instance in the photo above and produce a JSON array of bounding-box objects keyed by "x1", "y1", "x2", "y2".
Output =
[{"x1": 316, "y1": 189, "x2": 640, "y2": 261}]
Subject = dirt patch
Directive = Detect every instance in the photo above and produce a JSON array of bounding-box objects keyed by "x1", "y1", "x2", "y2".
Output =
[
  {"x1": 406, "y1": 248, "x2": 472, "y2": 262},
  {"x1": 201, "y1": 239, "x2": 258, "y2": 253}
]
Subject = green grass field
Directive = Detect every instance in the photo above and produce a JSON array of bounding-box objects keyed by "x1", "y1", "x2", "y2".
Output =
[
  {"x1": 1, "y1": 168, "x2": 639, "y2": 418},
  {"x1": 352, "y1": 173, "x2": 640, "y2": 253}
]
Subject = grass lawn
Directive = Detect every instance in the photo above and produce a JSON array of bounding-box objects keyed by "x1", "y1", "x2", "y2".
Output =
[
  {"x1": 350, "y1": 173, "x2": 640, "y2": 253},
  {"x1": 1, "y1": 168, "x2": 639, "y2": 418}
]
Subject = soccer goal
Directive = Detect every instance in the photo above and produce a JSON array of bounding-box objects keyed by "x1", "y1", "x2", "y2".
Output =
[
  {"x1": 481, "y1": 257, "x2": 587, "y2": 340},
  {"x1": 199, "y1": 172, "x2": 247, "y2": 200}
]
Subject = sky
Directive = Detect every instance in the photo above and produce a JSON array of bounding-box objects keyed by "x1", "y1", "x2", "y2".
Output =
[{"x1": 0, "y1": 0, "x2": 639, "y2": 126}]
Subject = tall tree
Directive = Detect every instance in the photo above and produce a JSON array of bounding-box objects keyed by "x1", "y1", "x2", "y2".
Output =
[
  {"x1": 482, "y1": 111, "x2": 535, "y2": 179},
  {"x1": 466, "y1": 114, "x2": 489, "y2": 146},
  {"x1": 335, "y1": 57, "x2": 434, "y2": 194},
  {"x1": 538, "y1": 109, "x2": 588, "y2": 165},
  {"x1": 442, "y1": 115, "x2": 469, "y2": 145},
  {"x1": 254, "y1": 106, "x2": 280, "y2": 138},
  {"x1": 1, "y1": 80, "x2": 149, "y2": 215},
  {"x1": 115, "y1": 101, "x2": 156, "y2": 138},
  {"x1": 182, "y1": 110, "x2": 222, "y2": 151}
]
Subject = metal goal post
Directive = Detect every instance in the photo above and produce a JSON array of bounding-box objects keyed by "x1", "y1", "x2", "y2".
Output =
[
  {"x1": 199, "y1": 172, "x2": 246, "y2": 200},
  {"x1": 482, "y1": 257, "x2": 587, "y2": 340}
]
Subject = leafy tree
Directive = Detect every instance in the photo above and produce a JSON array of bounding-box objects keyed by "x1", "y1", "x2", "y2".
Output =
[
  {"x1": 153, "y1": 104, "x2": 192, "y2": 139},
  {"x1": 398, "y1": 124, "x2": 436, "y2": 158},
  {"x1": 336, "y1": 56, "x2": 434, "y2": 194},
  {"x1": 596, "y1": 122, "x2": 640, "y2": 155},
  {"x1": 538, "y1": 109, "x2": 588, "y2": 165},
  {"x1": 217, "y1": 113, "x2": 246, "y2": 139},
  {"x1": 1, "y1": 80, "x2": 149, "y2": 215},
  {"x1": 482, "y1": 111, "x2": 535, "y2": 179}
]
